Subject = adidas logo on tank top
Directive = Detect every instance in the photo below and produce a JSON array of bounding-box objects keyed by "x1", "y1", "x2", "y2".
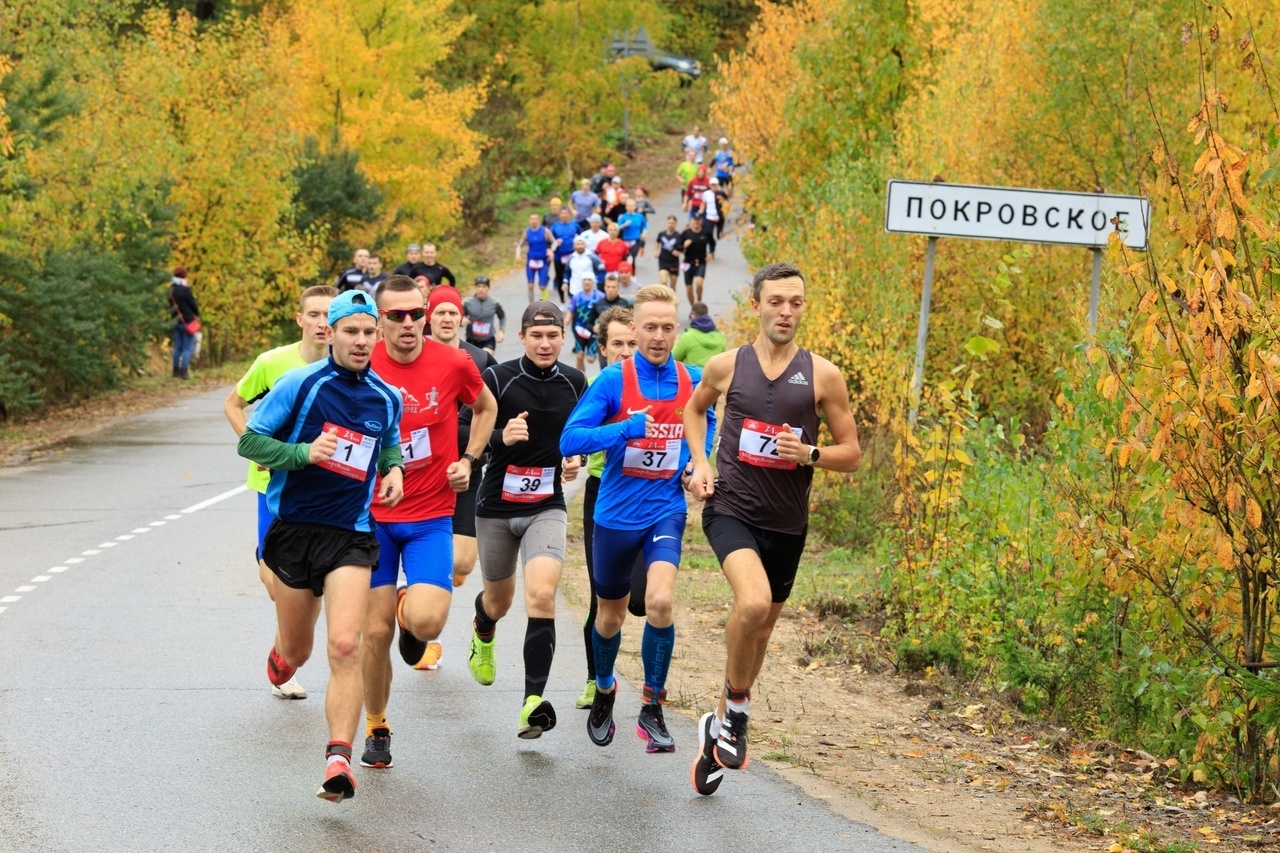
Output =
[{"x1": 787, "y1": 371, "x2": 809, "y2": 386}]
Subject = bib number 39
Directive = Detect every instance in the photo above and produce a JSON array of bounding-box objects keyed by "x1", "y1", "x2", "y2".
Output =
[
  {"x1": 317, "y1": 422, "x2": 376, "y2": 482},
  {"x1": 502, "y1": 465, "x2": 555, "y2": 503},
  {"x1": 738, "y1": 419, "x2": 803, "y2": 470},
  {"x1": 622, "y1": 438, "x2": 681, "y2": 480}
]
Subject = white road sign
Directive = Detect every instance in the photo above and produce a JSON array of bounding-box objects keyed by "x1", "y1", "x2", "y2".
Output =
[{"x1": 885, "y1": 180, "x2": 1149, "y2": 250}]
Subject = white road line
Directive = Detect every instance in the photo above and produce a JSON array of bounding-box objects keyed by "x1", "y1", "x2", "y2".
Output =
[
  {"x1": 32, "y1": 576, "x2": 51, "y2": 583},
  {"x1": 149, "y1": 521, "x2": 166, "y2": 527},
  {"x1": 65, "y1": 558, "x2": 84, "y2": 564},
  {"x1": 15, "y1": 586, "x2": 34, "y2": 593},
  {"x1": 82, "y1": 549, "x2": 100, "y2": 556},
  {"x1": 181, "y1": 485, "x2": 248, "y2": 514},
  {"x1": 165, "y1": 514, "x2": 182, "y2": 520},
  {"x1": 99, "y1": 542, "x2": 117, "y2": 548},
  {"x1": 1, "y1": 596, "x2": 20, "y2": 603},
  {"x1": 0, "y1": 607, "x2": 6, "y2": 614},
  {"x1": 116, "y1": 535, "x2": 133, "y2": 541},
  {"x1": 48, "y1": 567, "x2": 68, "y2": 573},
  {"x1": 131, "y1": 528, "x2": 151, "y2": 534}
]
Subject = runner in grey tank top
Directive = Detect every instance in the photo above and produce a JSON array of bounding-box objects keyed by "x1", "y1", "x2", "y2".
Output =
[
  {"x1": 710, "y1": 346, "x2": 819, "y2": 535},
  {"x1": 681, "y1": 262, "x2": 862, "y2": 795}
]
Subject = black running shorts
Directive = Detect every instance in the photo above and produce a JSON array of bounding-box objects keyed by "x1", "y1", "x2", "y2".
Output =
[
  {"x1": 683, "y1": 262, "x2": 707, "y2": 285},
  {"x1": 702, "y1": 510, "x2": 807, "y2": 604},
  {"x1": 658, "y1": 254, "x2": 679, "y2": 274},
  {"x1": 451, "y1": 467, "x2": 483, "y2": 538},
  {"x1": 262, "y1": 520, "x2": 378, "y2": 597}
]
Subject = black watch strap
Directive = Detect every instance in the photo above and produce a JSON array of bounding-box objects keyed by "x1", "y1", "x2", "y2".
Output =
[{"x1": 463, "y1": 453, "x2": 481, "y2": 466}]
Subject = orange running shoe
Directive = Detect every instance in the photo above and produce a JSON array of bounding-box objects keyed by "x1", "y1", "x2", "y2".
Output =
[{"x1": 413, "y1": 642, "x2": 443, "y2": 671}]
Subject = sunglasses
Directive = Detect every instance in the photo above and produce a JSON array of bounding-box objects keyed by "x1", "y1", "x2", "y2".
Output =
[{"x1": 379, "y1": 307, "x2": 426, "y2": 322}]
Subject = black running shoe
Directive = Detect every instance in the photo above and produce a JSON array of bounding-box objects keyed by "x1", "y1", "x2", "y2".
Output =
[
  {"x1": 360, "y1": 727, "x2": 393, "y2": 768},
  {"x1": 587, "y1": 683, "x2": 617, "y2": 746},
  {"x1": 636, "y1": 687, "x2": 675, "y2": 753},
  {"x1": 690, "y1": 712, "x2": 724, "y2": 796},
  {"x1": 396, "y1": 588, "x2": 427, "y2": 667},
  {"x1": 714, "y1": 709, "x2": 749, "y2": 769}
]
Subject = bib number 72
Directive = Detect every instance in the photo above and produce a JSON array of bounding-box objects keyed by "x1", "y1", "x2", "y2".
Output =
[{"x1": 737, "y1": 419, "x2": 803, "y2": 470}]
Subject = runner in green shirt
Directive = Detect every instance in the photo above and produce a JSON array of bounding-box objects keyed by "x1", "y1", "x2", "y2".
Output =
[{"x1": 223, "y1": 284, "x2": 336, "y2": 700}]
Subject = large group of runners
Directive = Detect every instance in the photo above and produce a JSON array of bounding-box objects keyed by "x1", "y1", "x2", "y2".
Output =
[{"x1": 223, "y1": 131, "x2": 862, "y2": 805}]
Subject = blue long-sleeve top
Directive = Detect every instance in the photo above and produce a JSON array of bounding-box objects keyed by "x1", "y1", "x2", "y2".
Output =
[{"x1": 561, "y1": 355, "x2": 716, "y2": 530}]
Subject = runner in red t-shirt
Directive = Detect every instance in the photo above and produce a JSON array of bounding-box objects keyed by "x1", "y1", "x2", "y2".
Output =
[
  {"x1": 359, "y1": 278, "x2": 497, "y2": 770},
  {"x1": 595, "y1": 221, "x2": 631, "y2": 273}
]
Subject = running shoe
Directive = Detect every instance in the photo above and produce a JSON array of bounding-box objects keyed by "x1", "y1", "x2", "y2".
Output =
[
  {"x1": 359, "y1": 727, "x2": 393, "y2": 768},
  {"x1": 636, "y1": 688, "x2": 675, "y2": 753},
  {"x1": 574, "y1": 680, "x2": 597, "y2": 710},
  {"x1": 272, "y1": 675, "x2": 307, "y2": 700},
  {"x1": 587, "y1": 684, "x2": 617, "y2": 747},
  {"x1": 267, "y1": 646, "x2": 295, "y2": 687},
  {"x1": 690, "y1": 711, "x2": 725, "y2": 796},
  {"x1": 714, "y1": 708, "x2": 750, "y2": 770},
  {"x1": 413, "y1": 642, "x2": 443, "y2": 671},
  {"x1": 468, "y1": 623, "x2": 496, "y2": 685},
  {"x1": 316, "y1": 760, "x2": 357, "y2": 803},
  {"x1": 396, "y1": 587, "x2": 427, "y2": 667},
  {"x1": 518, "y1": 695, "x2": 557, "y2": 739}
]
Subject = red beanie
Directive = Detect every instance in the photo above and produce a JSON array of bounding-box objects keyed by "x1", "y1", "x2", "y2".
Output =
[{"x1": 428, "y1": 285, "x2": 464, "y2": 316}]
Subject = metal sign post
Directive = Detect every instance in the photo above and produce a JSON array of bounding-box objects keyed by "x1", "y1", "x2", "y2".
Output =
[
  {"x1": 886, "y1": 180, "x2": 1150, "y2": 422},
  {"x1": 607, "y1": 28, "x2": 657, "y2": 152}
]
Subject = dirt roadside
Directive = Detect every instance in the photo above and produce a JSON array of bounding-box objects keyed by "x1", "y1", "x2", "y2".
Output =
[{"x1": 558, "y1": 499, "x2": 1280, "y2": 853}]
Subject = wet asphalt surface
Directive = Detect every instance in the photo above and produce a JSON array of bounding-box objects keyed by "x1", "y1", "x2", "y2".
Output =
[{"x1": 0, "y1": 190, "x2": 924, "y2": 851}]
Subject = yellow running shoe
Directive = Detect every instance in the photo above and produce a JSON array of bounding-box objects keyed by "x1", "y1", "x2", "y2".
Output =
[{"x1": 414, "y1": 642, "x2": 443, "y2": 671}]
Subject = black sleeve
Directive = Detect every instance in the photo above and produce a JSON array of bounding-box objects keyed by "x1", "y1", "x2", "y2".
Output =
[{"x1": 443, "y1": 266, "x2": 456, "y2": 287}]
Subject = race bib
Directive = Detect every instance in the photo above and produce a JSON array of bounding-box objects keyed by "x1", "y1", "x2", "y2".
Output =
[
  {"x1": 528, "y1": 259, "x2": 545, "y2": 269},
  {"x1": 575, "y1": 323, "x2": 594, "y2": 340},
  {"x1": 401, "y1": 426, "x2": 432, "y2": 472},
  {"x1": 316, "y1": 422, "x2": 376, "y2": 481},
  {"x1": 680, "y1": 262, "x2": 690, "y2": 272},
  {"x1": 622, "y1": 438, "x2": 681, "y2": 480},
  {"x1": 471, "y1": 320, "x2": 492, "y2": 337},
  {"x1": 502, "y1": 465, "x2": 555, "y2": 503},
  {"x1": 558, "y1": 254, "x2": 571, "y2": 264},
  {"x1": 738, "y1": 419, "x2": 804, "y2": 470}
]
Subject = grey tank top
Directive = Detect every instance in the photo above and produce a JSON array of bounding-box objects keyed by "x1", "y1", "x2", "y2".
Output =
[{"x1": 710, "y1": 346, "x2": 819, "y2": 535}]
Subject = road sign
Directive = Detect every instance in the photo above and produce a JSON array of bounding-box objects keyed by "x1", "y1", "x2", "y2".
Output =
[
  {"x1": 609, "y1": 27, "x2": 657, "y2": 58},
  {"x1": 885, "y1": 179, "x2": 1150, "y2": 250}
]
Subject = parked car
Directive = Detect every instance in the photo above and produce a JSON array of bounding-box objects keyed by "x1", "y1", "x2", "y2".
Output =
[{"x1": 650, "y1": 52, "x2": 701, "y2": 81}]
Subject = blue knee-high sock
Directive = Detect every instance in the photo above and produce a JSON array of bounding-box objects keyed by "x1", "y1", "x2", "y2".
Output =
[
  {"x1": 592, "y1": 626, "x2": 621, "y2": 691},
  {"x1": 641, "y1": 622, "x2": 676, "y2": 694}
]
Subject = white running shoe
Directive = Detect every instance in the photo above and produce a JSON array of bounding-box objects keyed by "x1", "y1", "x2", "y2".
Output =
[{"x1": 272, "y1": 675, "x2": 307, "y2": 700}]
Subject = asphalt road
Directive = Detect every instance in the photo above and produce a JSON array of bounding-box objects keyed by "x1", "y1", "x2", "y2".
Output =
[{"x1": 0, "y1": 191, "x2": 923, "y2": 852}]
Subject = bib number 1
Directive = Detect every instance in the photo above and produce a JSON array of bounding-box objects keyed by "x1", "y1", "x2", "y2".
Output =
[
  {"x1": 401, "y1": 426, "x2": 432, "y2": 472},
  {"x1": 738, "y1": 419, "x2": 803, "y2": 470},
  {"x1": 317, "y1": 422, "x2": 376, "y2": 482}
]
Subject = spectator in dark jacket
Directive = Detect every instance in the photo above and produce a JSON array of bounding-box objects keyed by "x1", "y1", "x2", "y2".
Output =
[{"x1": 168, "y1": 266, "x2": 200, "y2": 380}]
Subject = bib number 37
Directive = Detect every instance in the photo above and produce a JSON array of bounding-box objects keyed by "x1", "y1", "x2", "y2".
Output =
[
  {"x1": 317, "y1": 422, "x2": 376, "y2": 482},
  {"x1": 738, "y1": 419, "x2": 803, "y2": 470}
]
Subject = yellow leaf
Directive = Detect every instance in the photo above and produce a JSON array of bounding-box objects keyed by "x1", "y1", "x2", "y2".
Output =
[
  {"x1": 1227, "y1": 481, "x2": 1241, "y2": 512},
  {"x1": 1247, "y1": 498, "x2": 1262, "y2": 528}
]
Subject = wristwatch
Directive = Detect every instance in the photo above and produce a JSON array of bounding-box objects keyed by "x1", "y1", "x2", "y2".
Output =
[
  {"x1": 804, "y1": 445, "x2": 820, "y2": 466},
  {"x1": 463, "y1": 453, "x2": 481, "y2": 466}
]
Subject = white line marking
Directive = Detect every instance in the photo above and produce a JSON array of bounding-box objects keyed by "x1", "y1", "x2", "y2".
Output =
[
  {"x1": 48, "y1": 567, "x2": 68, "y2": 573},
  {"x1": 99, "y1": 542, "x2": 117, "y2": 548},
  {"x1": 0, "y1": 607, "x2": 6, "y2": 614},
  {"x1": 15, "y1": 586, "x2": 34, "y2": 593},
  {"x1": 149, "y1": 521, "x2": 166, "y2": 527},
  {"x1": 116, "y1": 535, "x2": 133, "y2": 541},
  {"x1": 32, "y1": 576, "x2": 51, "y2": 583},
  {"x1": 81, "y1": 549, "x2": 100, "y2": 556},
  {"x1": 131, "y1": 528, "x2": 151, "y2": 534},
  {"x1": 65, "y1": 557, "x2": 84, "y2": 564},
  {"x1": 165, "y1": 514, "x2": 182, "y2": 520},
  {"x1": 182, "y1": 485, "x2": 248, "y2": 514},
  {"x1": 1, "y1": 596, "x2": 20, "y2": 603}
]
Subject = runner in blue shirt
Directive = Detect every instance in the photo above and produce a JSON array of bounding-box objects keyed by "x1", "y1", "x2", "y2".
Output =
[
  {"x1": 616, "y1": 200, "x2": 648, "y2": 266},
  {"x1": 238, "y1": 289, "x2": 405, "y2": 803},
  {"x1": 560, "y1": 284, "x2": 716, "y2": 753},
  {"x1": 713, "y1": 137, "x2": 737, "y2": 191},
  {"x1": 549, "y1": 207, "x2": 581, "y2": 304},
  {"x1": 517, "y1": 213, "x2": 555, "y2": 303}
]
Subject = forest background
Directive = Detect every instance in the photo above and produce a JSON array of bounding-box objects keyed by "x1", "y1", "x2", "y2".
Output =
[{"x1": 8, "y1": 0, "x2": 1280, "y2": 805}]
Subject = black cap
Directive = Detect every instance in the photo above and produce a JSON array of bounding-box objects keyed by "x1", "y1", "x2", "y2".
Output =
[
  {"x1": 475, "y1": 275, "x2": 490, "y2": 285},
  {"x1": 520, "y1": 300, "x2": 564, "y2": 330}
]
